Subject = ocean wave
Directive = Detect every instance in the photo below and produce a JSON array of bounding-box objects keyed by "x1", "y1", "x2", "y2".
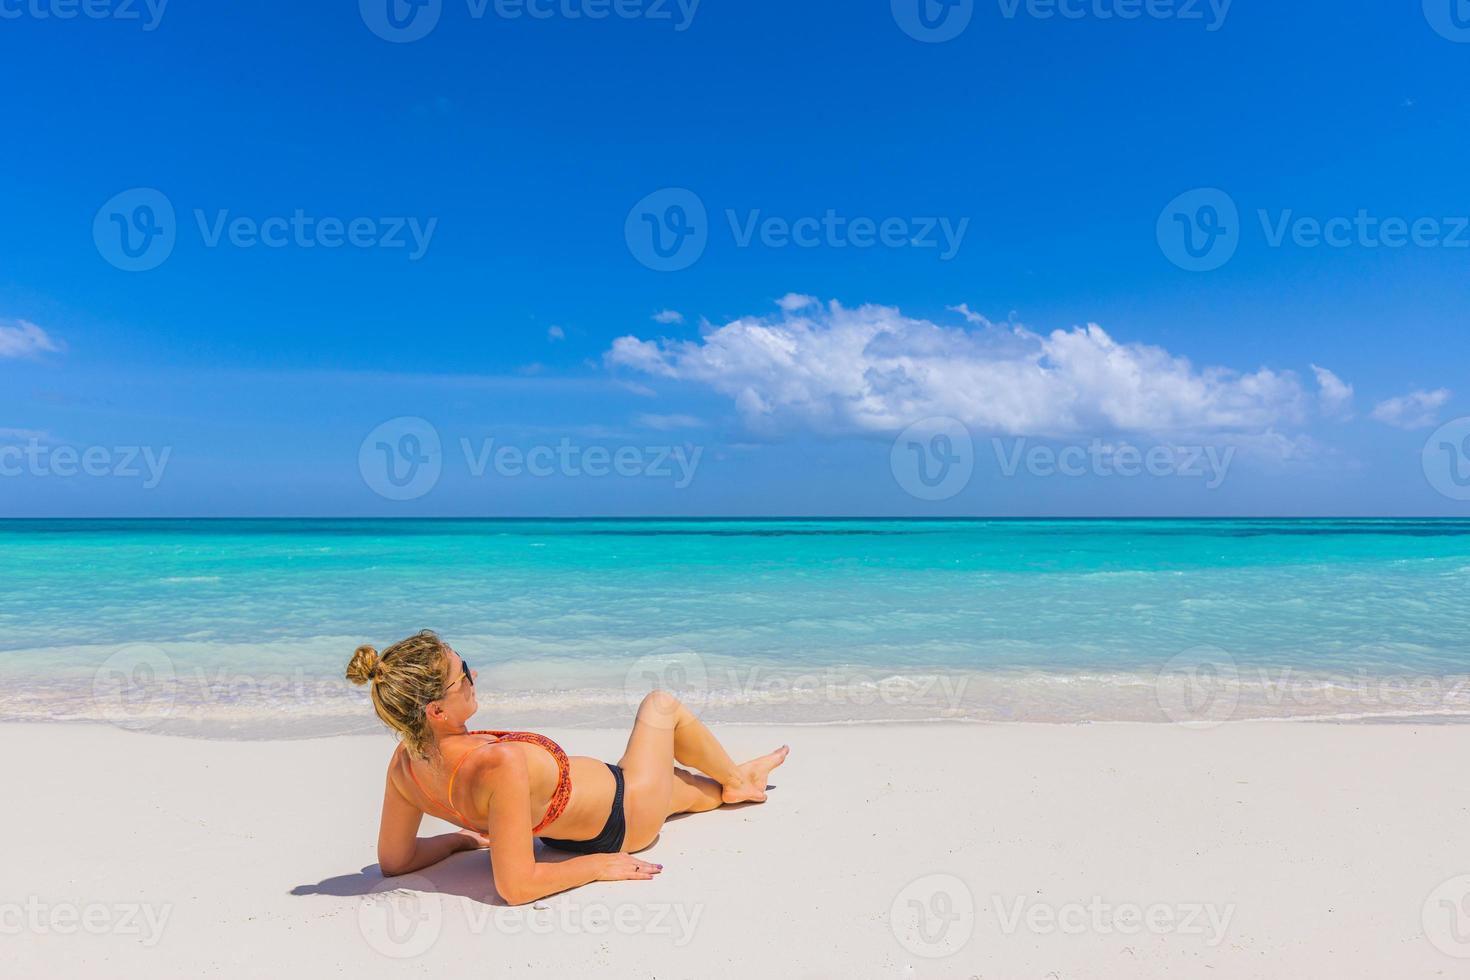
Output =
[{"x1": 4, "y1": 659, "x2": 1469, "y2": 739}]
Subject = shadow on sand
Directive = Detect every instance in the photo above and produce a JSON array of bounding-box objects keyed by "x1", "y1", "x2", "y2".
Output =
[
  {"x1": 288, "y1": 841, "x2": 634, "y2": 907},
  {"x1": 289, "y1": 793, "x2": 771, "y2": 905}
]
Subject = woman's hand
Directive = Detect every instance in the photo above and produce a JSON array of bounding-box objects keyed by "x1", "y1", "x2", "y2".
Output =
[
  {"x1": 594, "y1": 853, "x2": 664, "y2": 881},
  {"x1": 457, "y1": 830, "x2": 492, "y2": 851}
]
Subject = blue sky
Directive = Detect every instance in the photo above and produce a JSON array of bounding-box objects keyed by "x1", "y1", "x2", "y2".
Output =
[{"x1": 2, "y1": 0, "x2": 1469, "y2": 516}]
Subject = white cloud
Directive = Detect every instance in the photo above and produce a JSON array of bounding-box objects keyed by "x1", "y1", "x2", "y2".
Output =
[
  {"x1": 635, "y1": 412, "x2": 704, "y2": 431},
  {"x1": 547, "y1": 325, "x2": 565, "y2": 341},
  {"x1": 0, "y1": 428, "x2": 48, "y2": 442},
  {"x1": 1370, "y1": 388, "x2": 1451, "y2": 429},
  {"x1": 0, "y1": 320, "x2": 62, "y2": 358},
  {"x1": 616, "y1": 380, "x2": 657, "y2": 398},
  {"x1": 606, "y1": 300, "x2": 1312, "y2": 443},
  {"x1": 946, "y1": 303, "x2": 991, "y2": 327},
  {"x1": 776, "y1": 293, "x2": 818, "y2": 313},
  {"x1": 1310, "y1": 365, "x2": 1354, "y2": 420},
  {"x1": 652, "y1": 310, "x2": 685, "y2": 325}
]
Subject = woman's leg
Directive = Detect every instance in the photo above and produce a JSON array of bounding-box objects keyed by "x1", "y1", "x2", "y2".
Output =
[{"x1": 617, "y1": 690, "x2": 789, "y2": 851}]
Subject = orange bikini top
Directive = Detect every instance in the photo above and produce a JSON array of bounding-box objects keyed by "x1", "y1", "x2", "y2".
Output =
[{"x1": 404, "y1": 731, "x2": 572, "y2": 835}]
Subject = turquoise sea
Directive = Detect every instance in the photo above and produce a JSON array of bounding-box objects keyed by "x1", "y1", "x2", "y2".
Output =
[{"x1": 2, "y1": 518, "x2": 1469, "y2": 736}]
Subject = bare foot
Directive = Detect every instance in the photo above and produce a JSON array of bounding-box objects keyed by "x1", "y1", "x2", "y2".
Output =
[{"x1": 721, "y1": 745, "x2": 790, "y2": 804}]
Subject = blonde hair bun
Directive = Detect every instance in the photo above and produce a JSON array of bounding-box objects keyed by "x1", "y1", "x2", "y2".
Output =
[
  {"x1": 346, "y1": 644, "x2": 381, "y2": 686},
  {"x1": 348, "y1": 630, "x2": 451, "y2": 758}
]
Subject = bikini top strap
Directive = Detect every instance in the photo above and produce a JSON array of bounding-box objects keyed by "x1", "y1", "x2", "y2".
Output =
[
  {"x1": 403, "y1": 750, "x2": 459, "y2": 822},
  {"x1": 444, "y1": 732, "x2": 506, "y2": 823}
]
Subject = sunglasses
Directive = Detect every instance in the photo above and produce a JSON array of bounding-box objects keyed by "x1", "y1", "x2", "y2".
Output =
[{"x1": 444, "y1": 656, "x2": 475, "y2": 695}]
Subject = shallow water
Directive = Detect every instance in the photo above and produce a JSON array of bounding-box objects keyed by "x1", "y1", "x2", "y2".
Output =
[{"x1": 2, "y1": 518, "x2": 1468, "y2": 736}]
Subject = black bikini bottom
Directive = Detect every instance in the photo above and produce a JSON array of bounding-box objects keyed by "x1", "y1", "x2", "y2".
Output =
[{"x1": 539, "y1": 763, "x2": 627, "y2": 854}]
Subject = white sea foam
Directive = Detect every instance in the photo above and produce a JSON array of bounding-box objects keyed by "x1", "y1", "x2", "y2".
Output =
[{"x1": 3, "y1": 642, "x2": 1469, "y2": 739}]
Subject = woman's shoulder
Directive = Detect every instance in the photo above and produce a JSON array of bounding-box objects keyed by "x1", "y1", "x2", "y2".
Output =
[
  {"x1": 385, "y1": 743, "x2": 411, "y2": 784},
  {"x1": 461, "y1": 738, "x2": 526, "y2": 778}
]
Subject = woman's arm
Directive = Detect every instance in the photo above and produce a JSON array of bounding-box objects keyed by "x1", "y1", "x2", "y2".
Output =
[
  {"x1": 476, "y1": 744, "x2": 660, "y2": 905},
  {"x1": 376, "y1": 767, "x2": 486, "y2": 877}
]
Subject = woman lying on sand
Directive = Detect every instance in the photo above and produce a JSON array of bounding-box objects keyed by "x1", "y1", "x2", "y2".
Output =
[{"x1": 346, "y1": 630, "x2": 789, "y2": 905}]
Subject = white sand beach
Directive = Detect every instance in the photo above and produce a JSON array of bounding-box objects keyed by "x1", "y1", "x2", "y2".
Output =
[{"x1": 7, "y1": 720, "x2": 1467, "y2": 978}]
